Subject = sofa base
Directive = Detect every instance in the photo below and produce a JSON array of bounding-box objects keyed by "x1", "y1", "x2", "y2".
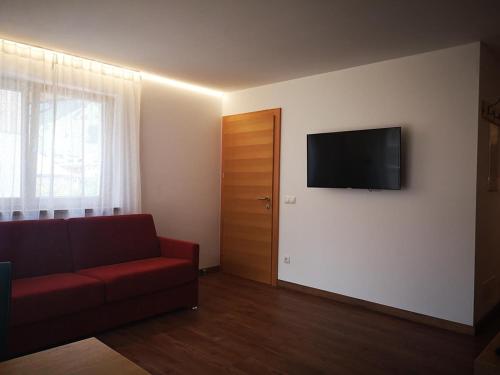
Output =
[{"x1": 7, "y1": 280, "x2": 198, "y2": 358}]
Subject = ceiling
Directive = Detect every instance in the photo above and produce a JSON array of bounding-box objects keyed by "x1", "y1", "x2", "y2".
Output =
[{"x1": 0, "y1": 0, "x2": 499, "y2": 91}]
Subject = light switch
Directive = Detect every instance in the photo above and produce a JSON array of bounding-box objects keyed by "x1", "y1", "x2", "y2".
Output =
[{"x1": 284, "y1": 195, "x2": 296, "y2": 204}]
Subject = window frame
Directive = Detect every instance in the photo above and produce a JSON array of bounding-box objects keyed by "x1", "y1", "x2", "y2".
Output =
[{"x1": 0, "y1": 78, "x2": 114, "y2": 212}]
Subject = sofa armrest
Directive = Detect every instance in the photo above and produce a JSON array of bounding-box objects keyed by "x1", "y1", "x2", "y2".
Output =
[{"x1": 158, "y1": 236, "x2": 199, "y2": 271}]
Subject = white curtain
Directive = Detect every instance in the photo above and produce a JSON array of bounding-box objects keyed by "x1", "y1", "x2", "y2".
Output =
[{"x1": 0, "y1": 40, "x2": 141, "y2": 220}]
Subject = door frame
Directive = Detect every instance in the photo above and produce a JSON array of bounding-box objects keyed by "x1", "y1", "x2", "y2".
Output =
[{"x1": 220, "y1": 108, "x2": 281, "y2": 286}]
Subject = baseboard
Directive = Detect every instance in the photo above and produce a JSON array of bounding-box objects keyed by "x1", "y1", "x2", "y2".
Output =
[
  {"x1": 277, "y1": 280, "x2": 475, "y2": 335},
  {"x1": 199, "y1": 266, "x2": 220, "y2": 275}
]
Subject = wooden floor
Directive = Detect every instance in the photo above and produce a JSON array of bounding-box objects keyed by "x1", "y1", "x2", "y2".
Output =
[{"x1": 98, "y1": 273, "x2": 500, "y2": 375}]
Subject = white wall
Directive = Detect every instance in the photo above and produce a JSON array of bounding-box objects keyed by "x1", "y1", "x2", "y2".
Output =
[
  {"x1": 140, "y1": 79, "x2": 222, "y2": 269},
  {"x1": 223, "y1": 44, "x2": 480, "y2": 325}
]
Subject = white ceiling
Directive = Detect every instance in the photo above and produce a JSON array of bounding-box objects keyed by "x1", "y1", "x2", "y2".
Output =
[{"x1": 1, "y1": 0, "x2": 499, "y2": 91}]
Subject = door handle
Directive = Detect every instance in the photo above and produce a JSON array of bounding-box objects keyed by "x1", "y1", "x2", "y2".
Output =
[{"x1": 257, "y1": 196, "x2": 272, "y2": 210}]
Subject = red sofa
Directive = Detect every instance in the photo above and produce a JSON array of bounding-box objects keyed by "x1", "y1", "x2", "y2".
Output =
[{"x1": 0, "y1": 214, "x2": 199, "y2": 357}]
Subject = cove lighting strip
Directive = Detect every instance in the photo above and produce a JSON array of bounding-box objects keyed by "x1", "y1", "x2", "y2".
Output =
[
  {"x1": 141, "y1": 72, "x2": 224, "y2": 98},
  {"x1": 1, "y1": 38, "x2": 225, "y2": 98}
]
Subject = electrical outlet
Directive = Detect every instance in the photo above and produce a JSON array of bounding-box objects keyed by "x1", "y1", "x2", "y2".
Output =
[{"x1": 284, "y1": 256, "x2": 291, "y2": 264}]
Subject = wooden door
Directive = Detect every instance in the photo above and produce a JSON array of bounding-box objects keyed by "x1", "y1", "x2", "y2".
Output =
[{"x1": 221, "y1": 109, "x2": 281, "y2": 285}]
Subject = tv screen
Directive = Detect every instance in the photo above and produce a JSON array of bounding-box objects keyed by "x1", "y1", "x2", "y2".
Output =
[{"x1": 307, "y1": 127, "x2": 401, "y2": 190}]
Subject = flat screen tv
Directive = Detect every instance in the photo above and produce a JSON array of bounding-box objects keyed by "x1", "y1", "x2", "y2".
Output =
[{"x1": 307, "y1": 127, "x2": 401, "y2": 190}]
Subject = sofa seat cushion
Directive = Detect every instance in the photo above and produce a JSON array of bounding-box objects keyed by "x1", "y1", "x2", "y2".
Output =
[
  {"x1": 77, "y1": 257, "x2": 197, "y2": 302},
  {"x1": 11, "y1": 273, "x2": 105, "y2": 326}
]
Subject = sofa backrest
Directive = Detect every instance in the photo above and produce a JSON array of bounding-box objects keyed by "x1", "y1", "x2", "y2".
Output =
[
  {"x1": 68, "y1": 214, "x2": 160, "y2": 270},
  {"x1": 0, "y1": 219, "x2": 73, "y2": 279}
]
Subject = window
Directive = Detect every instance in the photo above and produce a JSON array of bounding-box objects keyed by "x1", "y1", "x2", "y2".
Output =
[
  {"x1": 36, "y1": 92, "x2": 103, "y2": 198},
  {"x1": 1, "y1": 83, "x2": 107, "y2": 202},
  {"x1": 0, "y1": 38, "x2": 141, "y2": 220}
]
